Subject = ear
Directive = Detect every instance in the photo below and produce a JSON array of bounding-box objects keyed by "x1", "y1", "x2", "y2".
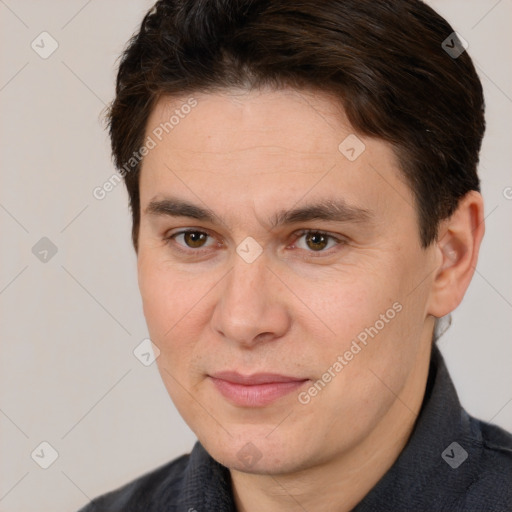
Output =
[{"x1": 427, "y1": 191, "x2": 485, "y2": 318}]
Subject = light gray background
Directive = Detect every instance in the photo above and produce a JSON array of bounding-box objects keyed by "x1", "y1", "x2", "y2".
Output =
[{"x1": 0, "y1": 1, "x2": 510, "y2": 510}]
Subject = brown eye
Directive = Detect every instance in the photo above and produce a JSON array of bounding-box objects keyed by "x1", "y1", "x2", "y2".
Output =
[
  {"x1": 182, "y1": 231, "x2": 208, "y2": 248},
  {"x1": 166, "y1": 230, "x2": 215, "y2": 252},
  {"x1": 305, "y1": 232, "x2": 329, "y2": 251},
  {"x1": 292, "y1": 230, "x2": 345, "y2": 256}
]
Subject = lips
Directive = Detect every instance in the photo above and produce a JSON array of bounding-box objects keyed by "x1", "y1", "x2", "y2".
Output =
[{"x1": 209, "y1": 371, "x2": 309, "y2": 407}]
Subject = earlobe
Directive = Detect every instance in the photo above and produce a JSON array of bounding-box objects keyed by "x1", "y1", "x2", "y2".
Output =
[{"x1": 427, "y1": 191, "x2": 485, "y2": 318}]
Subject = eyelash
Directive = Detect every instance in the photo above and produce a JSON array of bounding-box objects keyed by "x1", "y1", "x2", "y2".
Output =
[{"x1": 164, "y1": 229, "x2": 346, "y2": 257}]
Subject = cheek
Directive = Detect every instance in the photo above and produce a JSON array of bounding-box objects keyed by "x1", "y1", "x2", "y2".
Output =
[
  {"x1": 139, "y1": 269, "x2": 174, "y2": 337},
  {"x1": 137, "y1": 254, "x2": 222, "y2": 384},
  {"x1": 295, "y1": 266, "x2": 420, "y2": 396},
  {"x1": 293, "y1": 270, "x2": 392, "y2": 350},
  {"x1": 138, "y1": 260, "x2": 204, "y2": 406},
  {"x1": 138, "y1": 255, "x2": 198, "y2": 344}
]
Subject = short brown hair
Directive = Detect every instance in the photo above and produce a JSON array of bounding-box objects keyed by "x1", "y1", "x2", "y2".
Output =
[{"x1": 107, "y1": 0, "x2": 485, "y2": 251}]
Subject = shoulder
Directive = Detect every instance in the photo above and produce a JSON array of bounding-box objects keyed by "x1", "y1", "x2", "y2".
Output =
[
  {"x1": 76, "y1": 452, "x2": 190, "y2": 512},
  {"x1": 456, "y1": 416, "x2": 512, "y2": 510},
  {"x1": 75, "y1": 441, "x2": 235, "y2": 511}
]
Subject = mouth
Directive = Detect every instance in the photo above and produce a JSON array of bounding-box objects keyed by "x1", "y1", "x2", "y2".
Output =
[{"x1": 208, "y1": 371, "x2": 310, "y2": 407}]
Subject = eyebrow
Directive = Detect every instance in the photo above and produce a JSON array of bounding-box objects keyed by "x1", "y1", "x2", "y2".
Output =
[{"x1": 144, "y1": 196, "x2": 372, "y2": 229}]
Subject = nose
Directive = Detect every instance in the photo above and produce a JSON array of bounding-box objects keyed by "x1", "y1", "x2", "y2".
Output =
[{"x1": 210, "y1": 252, "x2": 291, "y2": 349}]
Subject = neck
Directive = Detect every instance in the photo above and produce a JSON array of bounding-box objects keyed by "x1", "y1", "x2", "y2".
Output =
[{"x1": 230, "y1": 340, "x2": 432, "y2": 512}]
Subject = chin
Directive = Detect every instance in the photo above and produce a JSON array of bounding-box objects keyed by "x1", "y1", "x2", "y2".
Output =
[{"x1": 198, "y1": 428, "x2": 315, "y2": 475}]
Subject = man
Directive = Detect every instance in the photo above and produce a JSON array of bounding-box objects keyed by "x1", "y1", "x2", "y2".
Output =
[{"x1": 79, "y1": 0, "x2": 512, "y2": 510}]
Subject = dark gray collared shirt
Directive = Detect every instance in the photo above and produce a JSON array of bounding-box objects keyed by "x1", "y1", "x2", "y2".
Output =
[{"x1": 78, "y1": 345, "x2": 512, "y2": 511}]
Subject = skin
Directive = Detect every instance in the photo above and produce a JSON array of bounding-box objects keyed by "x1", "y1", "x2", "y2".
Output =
[{"x1": 136, "y1": 87, "x2": 484, "y2": 512}]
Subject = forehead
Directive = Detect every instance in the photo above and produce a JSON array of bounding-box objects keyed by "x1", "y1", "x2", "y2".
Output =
[
  {"x1": 146, "y1": 87, "x2": 352, "y2": 156},
  {"x1": 139, "y1": 88, "x2": 413, "y2": 228}
]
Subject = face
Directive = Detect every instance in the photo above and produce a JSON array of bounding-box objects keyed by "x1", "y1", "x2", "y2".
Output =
[{"x1": 137, "y1": 87, "x2": 438, "y2": 475}]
